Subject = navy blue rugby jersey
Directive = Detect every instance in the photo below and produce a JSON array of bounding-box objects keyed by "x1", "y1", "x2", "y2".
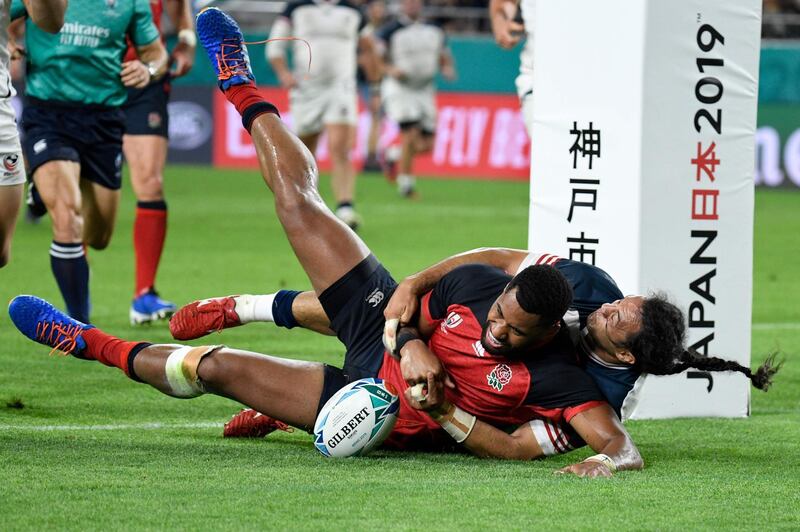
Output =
[{"x1": 516, "y1": 253, "x2": 642, "y2": 416}]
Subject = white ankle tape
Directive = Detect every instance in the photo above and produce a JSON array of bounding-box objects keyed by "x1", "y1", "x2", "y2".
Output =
[{"x1": 165, "y1": 345, "x2": 215, "y2": 398}]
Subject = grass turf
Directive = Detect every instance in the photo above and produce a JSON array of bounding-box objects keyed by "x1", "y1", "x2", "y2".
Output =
[{"x1": 1, "y1": 167, "x2": 798, "y2": 530}]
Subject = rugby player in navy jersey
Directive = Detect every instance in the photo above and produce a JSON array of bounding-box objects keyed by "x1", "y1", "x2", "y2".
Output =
[
  {"x1": 9, "y1": 8, "x2": 646, "y2": 477},
  {"x1": 174, "y1": 247, "x2": 780, "y2": 456}
]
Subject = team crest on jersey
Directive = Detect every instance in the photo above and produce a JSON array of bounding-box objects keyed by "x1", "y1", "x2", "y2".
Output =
[
  {"x1": 487, "y1": 364, "x2": 512, "y2": 391},
  {"x1": 472, "y1": 340, "x2": 485, "y2": 357},
  {"x1": 3, "y1": 154, "x2": 19, "y2": 171},
  {"x1": 366, "y1": 288, "x2": 384, "y2": 308},
  {"x1": 148, "y1": 112, "x2": 162, "y2": 129},
  {"x1": 440, "y1": 311, "x2": 463, "y2": 333}
]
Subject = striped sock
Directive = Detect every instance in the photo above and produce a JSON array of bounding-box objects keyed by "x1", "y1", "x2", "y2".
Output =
[{"x1": 49, "y1": 241, "x2": 90, "y2": 323}]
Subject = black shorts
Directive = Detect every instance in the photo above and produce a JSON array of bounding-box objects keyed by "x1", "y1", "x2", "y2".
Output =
[
  {"x1": 22, "y1": 98, "x2": 124, "y2": 190},
  {"x1": 122, "y1": 76, "x2": 171, "y2": 138},
  {"x1": 316, "y1": 254, "x2": 398, "y2": 414}
]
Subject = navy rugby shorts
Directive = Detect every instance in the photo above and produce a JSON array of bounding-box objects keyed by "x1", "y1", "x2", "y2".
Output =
[
  {"x1": 122, "y1": 75, "x2": 171, "y2": 138},
  {"x1": 22, "y1": 97, "x2": 124, "y2": 190},
  {"x1": 316, "y1": 254, "x2": 398, "y2": 414}
]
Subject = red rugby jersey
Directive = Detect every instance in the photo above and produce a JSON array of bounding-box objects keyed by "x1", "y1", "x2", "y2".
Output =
[
  {"x1": 123, "y1": 0, "x2": 164, "y2": 62},
  {"x1": 379, "y1": 264, "x2": 606, "y2": 450}
]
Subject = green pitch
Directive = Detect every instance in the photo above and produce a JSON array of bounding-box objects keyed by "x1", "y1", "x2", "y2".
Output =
[{"x1": 1, "y1": 167, "x2": 798, "y2": 529}]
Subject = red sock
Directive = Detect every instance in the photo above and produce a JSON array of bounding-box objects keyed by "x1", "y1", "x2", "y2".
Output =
[
  {"x1": 134, "y1": 201, "x2": 167, "y2": 297},
  {"x1": 83, "y1": 328, "x2": 147, "y2": 378},
  {"x1": 224, "y1": 83, "x2": 279, "y2": 131},
  {"x1": 225, "y1": 83, "x2": 265, "y2": 115}
]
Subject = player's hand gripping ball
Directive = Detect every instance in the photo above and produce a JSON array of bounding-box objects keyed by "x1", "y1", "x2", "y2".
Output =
[{"x1": 313, "y1": 378, "x2": 400, "y2": 457}]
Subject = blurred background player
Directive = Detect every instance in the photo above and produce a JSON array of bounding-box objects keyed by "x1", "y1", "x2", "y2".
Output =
[
  {"x1": 266, "y1": 0, "x2": 380, "y2": 230},
  {"x1": 376, "y1": 0, "x2": 455, "y2": 198},
  {"x1": 122, "y1": 0, "x2": 195, "y2": 325},
  {"x1": 489, "y1": 0, "x2": 532, "y2": 133},
  {"x1": 0, "y1": 0, "x2": 65, "y2": 268},
  {"x1": 13, "y1": 0, "x2": 166, "y2": 322},
  {"x1": 357, "y1": 0, "x2": 390, "y2": 172}
]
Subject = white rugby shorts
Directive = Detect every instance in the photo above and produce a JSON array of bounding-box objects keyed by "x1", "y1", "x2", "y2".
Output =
[
  {"x1": 382, "y1": 78, "x2": 436, "y2": 133},
  {"x1": 289, "y1": 78, "x2": 358, "y2": 137},
  {"x1": 0, "y1": 98, "x2": 24, "y2": 187}
]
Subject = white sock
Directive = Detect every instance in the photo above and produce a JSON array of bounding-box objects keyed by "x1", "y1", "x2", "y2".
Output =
[
  {"x1": 398, "y1": 174, "x2": 416, "y2": 193},
  {"x1": 386, "y1": 144, "x2": 401, "y2": 162},
  {"x1": 234, "y1": 294, "x2": 276, "y2": 323}
]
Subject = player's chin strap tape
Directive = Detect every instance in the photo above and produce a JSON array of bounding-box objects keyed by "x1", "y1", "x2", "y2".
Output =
[
  {"x1": 164, "y1": 345, "x2": 221, "y2": 398},
  {"x1": 430, "y1": 403, "x2": 477, "y2": 443}
]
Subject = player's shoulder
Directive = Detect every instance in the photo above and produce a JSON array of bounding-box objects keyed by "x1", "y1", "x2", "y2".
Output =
[
  {"x1": 441, "y1": 264, "x2": 510, "y2": 292},
  {"x1": 427, "y1": 265, "x2": 508, "y2": 320}
]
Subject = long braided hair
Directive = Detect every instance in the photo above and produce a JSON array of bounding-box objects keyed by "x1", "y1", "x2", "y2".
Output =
[{"x1": 623, "y1": 293, "x2": 783, "y2": 390}]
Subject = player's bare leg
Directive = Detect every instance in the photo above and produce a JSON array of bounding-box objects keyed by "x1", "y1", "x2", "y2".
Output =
[
  {"x1": 298, "y1": 130, "x2": 321, "y2": 155},
  {"x1": 80, "y1": 179, "x2": 120, "y2": 250},
  {"x1": 124, "y1": 134, "x2": 177, "y2": 324},
  {"x1": 0, "y1": 183, "x2": 23, "y2": 267},
  {"x1": 397, "y1": 127, "x2": 419, "y2": 198},
  {"x1": 326, "y1": 122, "x2": 360, "y2": 229},
  {"x1": 171, "y1": 289, "x2": 333, "y2": 340},
  {"x1": 34, "y1": 161, "x2": 83, "y2": 243},
  {"x1": 9, "y1": 295, "x2": 323, "y2": 430},
  {"x1": 248, "y1": 113, "x2": 370, "y2": 291},
  {"x1": 34, "y1": 161, "x2": 91, "y2": 322}
]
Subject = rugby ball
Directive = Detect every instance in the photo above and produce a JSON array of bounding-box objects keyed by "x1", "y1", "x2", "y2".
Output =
[{"x1": 313, "y1": 378, "x2": 400, "y2": 458}]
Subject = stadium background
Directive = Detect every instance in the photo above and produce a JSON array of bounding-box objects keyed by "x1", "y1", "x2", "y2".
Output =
[
  {"x1": 154, "y1": 33, "x2": 800, "y2": 186},
  {"x1": 1, "y1": 1, "x2": 799, "y2": 529}
]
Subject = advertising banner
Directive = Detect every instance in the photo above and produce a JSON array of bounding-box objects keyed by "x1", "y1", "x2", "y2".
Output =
[
  {"x1": 212, "y1": 88, "x2": 530, "y2": 180},
  {"x1": 529, "y1": 0, "x2": 761, "y2": 418},
  {"x1": 167, "y1": 86, "x2": 214, "y2": 164}
]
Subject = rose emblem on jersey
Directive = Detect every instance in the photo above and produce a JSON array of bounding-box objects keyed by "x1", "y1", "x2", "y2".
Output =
[{"x1": 487, "y1": 364, "x2": 513, "y2": 391}]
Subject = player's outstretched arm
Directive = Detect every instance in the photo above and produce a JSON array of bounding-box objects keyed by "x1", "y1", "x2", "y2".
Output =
[
  {"x1": 556, "y1": 404, "x2": 643, "y2": 477},
  {"x1": 23, "y1": 0, "x2": 66, "y2": 33},
  {"x1": 122, "y1": 39, "x2": 168, "y2": 89},
  {"x1": 488, "y1": 0, "x2": 524, "y2": 49},
  {"x1": 405, "y1": 373, "x2": 544, "y2": 460},
  {"x1": 383, "y1": 247, "x2": 529, "y2": 347},
  {"x1": 165, "y1": 0, "x2": 196, "y2": 78}
]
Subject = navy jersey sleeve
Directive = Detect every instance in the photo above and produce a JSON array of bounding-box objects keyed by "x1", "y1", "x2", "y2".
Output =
[
  {"x1": 555, "y1": 260, "x2": 624, "y2": 328},
  {"x1": 426, "y1": 264, "x2": 510, "y2": 322}
]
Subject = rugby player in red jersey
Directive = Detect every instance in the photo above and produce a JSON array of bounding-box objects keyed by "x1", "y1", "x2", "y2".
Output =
[
  {"x1": 123, "y1": 0, "x2": 196, "y2": 325},
  {"x1": 9, "y1": 8, "x2": 644, "y2": 477}
]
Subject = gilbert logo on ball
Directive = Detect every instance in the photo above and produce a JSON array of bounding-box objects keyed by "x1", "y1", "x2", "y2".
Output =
[{"x1": 314, "y1": 378, "x2": 399, "y2": 458}]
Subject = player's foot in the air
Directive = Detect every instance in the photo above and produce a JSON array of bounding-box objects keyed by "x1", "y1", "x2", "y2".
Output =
[
  {"x1": 169, "y1": 296, "x2": 242, "y2": 341},
  {"x1": 8, "y1": 295, "x2": 93, "y2": 356},
  {"x1": 196, "y1": 7, "x2": 255, "y2": 90},
  {"x1": 224, "y1": 408, "x2": 294, "y2": 438},
  {"x1": 130, "y1": 290, "x2": 177, "y2": 326}
]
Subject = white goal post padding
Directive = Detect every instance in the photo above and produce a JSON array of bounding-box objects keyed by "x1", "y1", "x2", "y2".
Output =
[{"x1": 527, "y1": 0, "x2": 762, "y2": 418}]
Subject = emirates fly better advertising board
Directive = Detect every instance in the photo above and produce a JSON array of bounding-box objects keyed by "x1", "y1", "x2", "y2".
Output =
[{"x1": 528, "y1": 0, "x2": 761, "y2": 418}]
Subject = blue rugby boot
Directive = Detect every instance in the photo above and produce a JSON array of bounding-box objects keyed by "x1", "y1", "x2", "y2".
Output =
[
  {"x1": 196, "y1": 7, "x2": 255, "y2": 90},
  {"x1": 8, "y1": 295, "x2": 93, "y2": 356},
  {"x1": 130, "y1": 290, "x2": 177, "y2": 326}
]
